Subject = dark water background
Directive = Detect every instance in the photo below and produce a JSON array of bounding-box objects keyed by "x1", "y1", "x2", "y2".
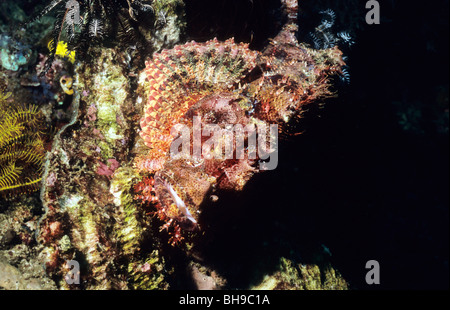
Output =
[{"x1": 184, "y1": 0, "x2": 449, "y2": 290}]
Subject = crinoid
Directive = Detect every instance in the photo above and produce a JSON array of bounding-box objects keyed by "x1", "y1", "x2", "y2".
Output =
[
  {"x1": 0, "y1": 85, "x2": 46, "y2": 198},
  {"x1": 134, "y1": 0, "x2": 346, "y2": 243},
  {"x1": 25, "y1": 0, "x2": 182, "y2": 73},
  {"x1": 302, "y1": 8, "x2": 353, "y2": 83}
]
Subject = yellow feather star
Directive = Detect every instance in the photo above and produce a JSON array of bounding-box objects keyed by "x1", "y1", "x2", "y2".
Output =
[{"x1": 0, "y1": 87, "x2": 46, "y2": 198}]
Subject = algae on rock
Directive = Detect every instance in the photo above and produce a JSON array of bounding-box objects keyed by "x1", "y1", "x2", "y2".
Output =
[
  {"x1": 251, "y1": 257, "x2": 349, "y2": 290},
  {"x1": 33, "y1": 0, "x2": 187, "y2": 289},
  {"x1": 37, "y1": 47, "x2": 171, "y2": 289}
]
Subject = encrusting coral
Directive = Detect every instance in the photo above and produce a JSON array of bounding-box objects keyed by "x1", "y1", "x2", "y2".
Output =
[
  {"x1": 5, "y1": 0, "x2": 351, "y2": 290},
  {"x1": 37, "y1": 48, "x2": 171, "y2": 289},
  {"x1": 25, "y1": 0, "x2": 184, "y2": 73},
  {"x1": 35, "y1": 0, "x2": 186, "y2": 287},
  {"x1": 251, "y1": 257, "x2": 349, "y2": 290}
]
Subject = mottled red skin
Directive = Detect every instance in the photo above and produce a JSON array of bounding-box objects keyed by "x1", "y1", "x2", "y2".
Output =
[{"x1": 134, "y1": 0, "x2": 345, "y2": 244}]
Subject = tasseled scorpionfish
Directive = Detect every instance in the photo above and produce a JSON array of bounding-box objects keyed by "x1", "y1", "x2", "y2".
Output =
[{"x1": 134, "y1": 0, "x2": 346, "y2": 243}]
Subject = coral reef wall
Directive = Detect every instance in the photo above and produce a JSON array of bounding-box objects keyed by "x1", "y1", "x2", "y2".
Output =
[
  {"x1": 26, "y1": 1, "x2": 186, "y2": 289},
  {"x1": 0, "y1": 0, "x2": 353, "y2": 290}
]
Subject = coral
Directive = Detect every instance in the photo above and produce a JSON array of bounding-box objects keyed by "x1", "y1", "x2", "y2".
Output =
[
  {"x1": 0, "y1": 193, "x2": 57, "y2": 290},
  {"x1": 0, "y1": 198, "x2": 37, "y2": 248},
  {"x1": 250, "y1": 257, "x2": 349, "y2": 290},
  {"x1": 25, "y1": 0, "x2": 185, "y2": 72},
  {"x1": 0, "y1": 85, "x2": 46, "y2": 198},
  {"x1": 1, "y1": 1, "x2": 55, "y2": 61},
  {"x1": 37, "y1": 47, "x2": 137, "y2": 288},
  {"x1": 37, "y1": 43, "x2": 179, "y2": 288},
  {"x1": 16, "y1": 0, "x2": 350, "y2": 290},
  {"x1": 49, "y1": 40, "x2": 76, "y2": 64},
  {"x1": 187, "y1": 261, "x2": 227, "y2": 290},
  {"x1": 0, "y1": 256, "x2": 56, "y2": 290},
  {"x1": 0, "y1": 1, "x2": 27, "y2": 26},
  {"x1": 0, "y1": 34, "x2": 34, "y2": 71},
  {"x1": 96, "y1": 158, "x2": 120, "y2": 177},
  {"x1": 127, "y1": 250, "x2": 170, "y2": 290},
  {"x1": 19, "y1": 51, "x2": 73, "y2": 125},
  {"x1": 110, "y1": 166, "x2": 145, "y2": 256}
]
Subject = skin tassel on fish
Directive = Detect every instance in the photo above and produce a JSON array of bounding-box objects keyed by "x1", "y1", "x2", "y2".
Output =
[{"x1": 134, "y1": 0, "x2": 346, "y2": 244}]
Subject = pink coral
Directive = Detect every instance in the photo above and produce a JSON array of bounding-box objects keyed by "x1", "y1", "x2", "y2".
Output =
[{"x1": 96, "y1": 159, "x2": 120, "y2": 177}]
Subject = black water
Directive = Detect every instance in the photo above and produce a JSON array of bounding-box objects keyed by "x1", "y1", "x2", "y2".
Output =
[{"x1": 184, "y1": 0, "x2": 449, "y2": 290}]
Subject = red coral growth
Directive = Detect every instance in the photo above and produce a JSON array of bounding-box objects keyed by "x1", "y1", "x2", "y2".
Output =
[
  {"x1": 39, "y1": 218, "x2": 64, "y2": 244},
  {"x1": 96, "y1": 159, "x2": 120, "y2": 177}
]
